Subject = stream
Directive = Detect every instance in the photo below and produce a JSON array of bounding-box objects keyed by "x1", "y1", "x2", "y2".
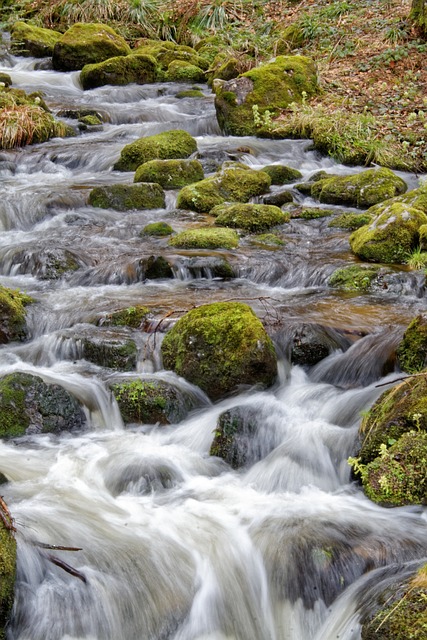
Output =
[{"x1": 0, "y1": 44, "x2": 427, "y2": 640}]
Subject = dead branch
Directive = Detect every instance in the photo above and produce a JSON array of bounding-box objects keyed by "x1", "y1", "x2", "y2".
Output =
[
  {"x1": 0, "y1": 495, "x2": 16, "y2": 532},
  {"x1": 46, "y1": 554, "x2": 87, "y2": 583}
]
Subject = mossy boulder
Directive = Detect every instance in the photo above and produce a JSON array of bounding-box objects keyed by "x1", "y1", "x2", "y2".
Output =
[
  {"x1": 166, "y1": 61, "x2": 205, "y2": 83},
  {"x1": 294, "y1": 207, "x2": 335, "y2": 220},
  {"x1": 176, "y1": 89, "x2": 204, "y2": 99},
  {"x1": 109, "y1": 377, "x2": 197, "y2": 425},
  {"x1": 141, "y1": 222, "x2": 174, "y2": 237},
  {"x1": 311, "y1": 168, "x2": 407, "y2": 208},
  {"x1": 114, "y1": 129, "x2": 197, "y2": 172},
  {"x1": 0, "y1": 286, "x2": 33, "y2": 343},
  {"x1": 212, "y1": 203, "x2": 289, "y2": 232},
  {"x1": 133, "y1": 42, "x2": 208, "y2": 72},
  {"x1": 0, "y1": 372, "x2": 86, "y2": 438},
  {"x1": 99, "y1": 305, "x2": 149, "y2": 328},
  {"x1": 80, "y1": 333, "x2": 138, "y2": 371},
  {"x1": 80, "y1": 54, "x2": 159, "y2": 90},
  {"x1": 214, "y1": 55, "x2": 318, "y2": 136},
  {"x1": 396, "y1": 314, "x2": 427, "y2": 373},
  {"x1": 10, "y1": 21, "x2": 62, "y2": 57},
  {"x1": 161, "y1": 302, "x2": 277, "y2": 401},
  {"x1": 143, "y1": 255, "x2": 174, "y2": 279},
  {"x1": 354, "y1": 431, "x2": 427, "y2": 506},
  {"x1": 168, "y1": 227, "x2": 239, "y2": 250},
  {"x1": 134, "y1": 159, "x2": 204, "y2": 189},
  {"x1": 349, "y1": 202, "x2": 427, "y2": 264},
  {"x1": 88, "y1": 183, "x2": 165, "y2": 211},
  {"x1": 176, "y1": 165, "x2": 271, "y2": 213},
  {"x1": 262, "y1": 164, "x2": 302, "y2": 185},
  {"x1": 328, "y1": 212, "x2": 373, "y2": 230},
  {"x1": 357, "y1": 376, "x2": 427, "y2": 466},
  {"x1": 78, "y1": 114, "x2": 102, "y2": 127},
  {"x1": 328, "y1": 265, "x2": 382, "y2": 291},
  {"x1": 0, "y1": 511, "x2": 16, "y2": 640},
  {"x1": 52, "y1": 23, "x2": 131, "y2": 72},
  {"x1": 208, "y1": 57, "x2": 240, "y2": 85},
  {"x1": 361, "y1": 564, "x2": 427, "y2": 638}
]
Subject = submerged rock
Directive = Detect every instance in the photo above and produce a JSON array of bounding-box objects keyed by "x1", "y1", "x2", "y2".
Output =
[
  {"x1": 10, "y1": 21, "x2": 61, "y2": 57},
  {"x1": 328, "y1": 265, "x2": 382, "y2": 292},
  {"x1": 134, "y1": 159, "x2": 204, "y2": 189},
  {"x1": 0, "y1": 285, "x2": 33, "y2": 343},
  {"x1": 276, "y1": 322, "x2": 350, "y2": 367},
  {"x1": 79, "y1": 332, "x2": 138, "y2": 371},
  {"x1": 53, "y1": 23, "x2": 131, "y2": 71},
  {"x1": 212, "y1": 203, "x2": 289, "y2": 232},
  {"x1": 88, "y1": 183, "x2": 165, "y2": 211},
  {"x1": 114, "y1": 129, "x2": 198, "y2": 172},
  {"x1": 99, "y1": 305, "x2": 150, "y2": 329},
  {"x1": 80, "y1": 54, "x2": 159, "y2": 90},
  {"x1": 210, "y1": 406, "x2": 265, "y2": 468},
  {"x1": 396, "y1": 314, "x2": 427, "y2": 373},
  {"x1": 161, "y1": 302, "x2": 277, "y2": 401},
  {"x1": 0, "y1": 372, "x2": 86, "y2": 438}
]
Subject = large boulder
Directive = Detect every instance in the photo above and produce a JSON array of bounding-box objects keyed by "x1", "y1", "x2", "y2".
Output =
[
  {"x1": 176, "y1": 165, "x2": 271, "y2": 213},
  {"x1": 10, "y1": 21, "x2": 62, "y2": 57},
  {"x1": 134, "y1": 159, "x2": 204, "y2": 189},
  {"x1": 212, "y1": 203, "x2": 289, "y2": 232},
  {"x1": 161, "y1": 302, "x2": 277, "y2": 401},
  {"x1": 310, "y1": 168, "x2": 407, "y2": 208},
  {"x1": 80, "y1": 54, "x2": 159, "y2": 90},
  {"x1": 52, "y1": 23, "x2": 131, "y2": 72},
  {"x1": 349, "y1": 202, "x2": 427, "y2": 263},
  {"x1": 214, "y1": 55, "x2": 318, "y2": 136},
  {"x1": 114, "y1": 129, "x2": 197, "y2": 172},
  {"x1": 88, "y1": 183, "x2": 165, "y2": 211},
  {"x1": 0, "y1": 285, "x2": 33, "y2": 343},
  {"x1": 0, "y1": 372, "x2": 86, "y2": 438},
  {"x1": 396, "y1": 314, "x2": 427, "y2": 373}
]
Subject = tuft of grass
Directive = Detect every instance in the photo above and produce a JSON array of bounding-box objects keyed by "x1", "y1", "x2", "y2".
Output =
[{"x1": 405, "y1": 246, "x2": 427, "y2": 270}]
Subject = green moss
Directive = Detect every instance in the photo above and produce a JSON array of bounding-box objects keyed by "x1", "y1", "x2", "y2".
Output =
[
  {"x1": 210, "y1": 407, "x2": 258, "y2": 469},
  {"x1": 350, "y1": 202, "x2": 427, "y2": 264},
  {"x1": 261, "y1": 164, "x2": 303, "y2": 185},
  {"x1": 311, "y1": 168, "x2": 407, "y2": 208},
  {"x1": 419, "y1": 223, "x2": 427, "y2": 250},
  {"x1": 328, "y1": 265, "x2": 381, "y2": 291},
  {"x1": 88, "y1": 183, "x2": 165, "y2": 211},
  {"x1": 11, "y1": 21, "x2": 62, "y2": 57},
  {"x1": 0, "y1": 74, "x2": 11, "y2": 87},
  {"x1": 0, "y1": 515, "x2": 16, "y2": 639},
  {"x1": 133, "y1": 42, "x2": 208, "y2": 71},
  {"x1": 114, "y1": 129, "x2": 198, "y2": 172},
  {"x1": 297, "y1": 207, "x2": 335, "y2": 219},
  {"x1": 134, "y1": 159, "x2": 204, "y2": 189},
  {"x1": 328, "y1": 212, "x2": 373, "y2": 230},
  {"x1": 82, "y1": 336, "x2": 137, "y2": 371},
  {"x1": 250, "y1": 233, "x2": 285, "y2": 247},
  {"x1": 53, "y1": 23, "x2": 130, "y2": 71},
  {"x1": 168, "y1": 227, "x2": 239, "y2": 249},
  {"x1": 276, "y1": 24, "x2": 307, "y2": 52},
  {"x1": 101, "y1": 306, "x2": 150, "y2": 328},
  {"x1": 176, "y1": 89, "x2": 204, "y2": 99},
  {"x1": 166, "y1": 61, "x2": 205, "y2": 83},
  {"x1": 141, "y1": 222, "x2": 174, "y2": 237},
  {"x1": 78, "y1": 114, "x2": 102, "y2": 126},
  {"x1": 212, "y1": 203, "x2": 289, "y2": 232},
  {"x1": 161, "y1": 301, "x2": 277, "y2": 401},
  {"x1": 396, "y1": 315, "x2": 427, "y2": 373},
  {"x1": 0, "y1": 285, "x2": 33, "y2": 343},
  {"x1": 80, "y1": 54, "x2": 159, "y2": 90}
]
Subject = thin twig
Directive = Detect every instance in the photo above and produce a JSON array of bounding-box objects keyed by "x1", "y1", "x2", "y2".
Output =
[{"x1": 46, "y1": 554, "x2": 87, "y2": 583}]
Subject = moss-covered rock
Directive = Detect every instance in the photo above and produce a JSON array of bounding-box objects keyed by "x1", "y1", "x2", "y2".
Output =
[
  {"x1": 99, "y1": 305, "x2": 150, "y2": 328},
  {"x1": 134, "y1": 159, "x2": 204, "y2": 189},
  {"x1": 168, "y1": 227, "x2": 239, "y2": 249},
  {"x1": 176, "y1": 165, "x2": 271, "y2": 213},
  {"x1": 419, "y1": 223, "x2": 427, "y2": 250},
  {"x1": 361, "y1": 564, "x2": 427, "y2": 639},
  {"x1": 88, "y1": 183, "x2": 165, "y2": 211},
  {"x1": 161, "y1": 302, "x2": 277, "y2": 401},
  {"x1": 396, "y1": 314, "x2": 427, "y2": 373},
  {"x1": 295, "y1": 207, "x2": 335, "y2": 220},
  {"x1": 176, "y1": 89, "x2": 204, "y2": 99},
  {"x1": 208, "y1": 57, "x2": 240, "y2": 85},
  {"x1": 354, "y1": 431, "x2": 427, "y2": 506},
  {"x1": 109, "y1": 377, "x2": 196, "y2": 425},
  {"x1": 311, "y1": 168, "x2": 407, "y2": 208},
  {"x1": 80, "y1": 54, "x2": 159, "y2": 90},
  {"x1": 349, "y1": 202, "x2": 427, "y2": 264},
  {"x1": 0, "y1": 372, "x2": 86, "y2": 438},
  {"x1": 10, "y1": 21, "x2": 62, "y2": 57},
  {"x1": 0, "y1": 286, "x2": 33, "y2": 343},
  {"x1": 0, "y1": 509, "x2": 16, "y2": 640},
  {"x1": 214, "y1": 55, "x2": 318, "y2": 136},
  {"x1": 114, "y1": 129, "x2": 197, "y2": 172},
  {"x1": 328, "y1": 212, "x2": 373, "y2": 230},
  {"x1": 210, "y1": 406, "x2": 261, "y2": 469},
  {"x1": 53, "y1": 23, "x2": 131, "y2": 72},
  {"x1": 328, "y1": 265, "x2": 382, "y2": 291},
  {"x1": 166, "y1": 60, "x2": 205, "y2": 83},
  {"x1": 212, "y1": 203, "x2": 289, "y2": 232},
  {"x1": 357, "y1": 376, "x2": 427, "y2": 466},
  {"x1": 262, "y1": 164, "x2": 302, "y2": 184},
  {"x1": 141, "y1": 222, "x2": 174, "y2": 237},
  {"x1": 133, "y1": 41, "x2": 208, "y2": 72},
  {"x1": 250, "y1": 233, "x2": 285, "y2": 247},
  {"x1": 262, "y1": 190, "x2": 294, "y2": 207},
  {"x1": 144, "y1": 255, "x2": 173, "y2": 279},
  {"x1": 0, "y1": 73, "x2": 12, "y2": 87},
  {"x1": 12, "y1": 247, "x2": 80, "y2": 280},
  {"x1": 80, "y1": 334, "x2": 137, "y2": 371},
  {"x1": 78, "y1": 114, "x2": 102, "y2": 126}
]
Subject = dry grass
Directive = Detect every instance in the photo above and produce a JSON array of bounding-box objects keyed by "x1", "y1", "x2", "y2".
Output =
[{"x1": 0, "y1": 103, "x2": 68, "y2": 149}]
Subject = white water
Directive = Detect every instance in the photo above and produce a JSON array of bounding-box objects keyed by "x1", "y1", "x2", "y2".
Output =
[{"x1": 0, "y1": 50, "x2": 426, "y2": 640}]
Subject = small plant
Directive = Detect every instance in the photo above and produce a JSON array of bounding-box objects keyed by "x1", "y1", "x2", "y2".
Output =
[
  {"x1": 405, "y1": 246, "x2": 427, "y2": 270},
  {"x1": 252, "y1": 104, "x2": 273, "y2": 131}
]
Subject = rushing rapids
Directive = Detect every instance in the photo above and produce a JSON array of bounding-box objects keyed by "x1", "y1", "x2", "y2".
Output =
[{"x1": 0, "y1": 42, "x2": 426, "y2": 640}]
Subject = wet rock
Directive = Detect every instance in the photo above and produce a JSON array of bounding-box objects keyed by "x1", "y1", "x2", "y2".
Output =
[
  {"x1": 214, "y1": 55, "x2": 318, "y2": 136},
  {"x1": 275, "y1": 322, "x2": 350, "y2": 367},
  {"x1": 141, "y1": 222, "x2": 174, "y2": 237},
  {"x1": 80, "y1": 332, "x2": 138, "y2": 371},
  {"x1": 249, "y1": 233, "x2": 285, "y2": 247},
  {"x1": 291, "y1": 207, "x2": 335, "y2": 219},
  {"x1": 262, "y1": 190, "x2": 294, "y2": 206},
  {"x1": 0, "y1": 285, "x2": 33, "y2": 343},
  {"x1": 88, "y1": 183, "x2": 165, "y2": 211},
  {"x1": 396, "y1": 314, "x2": 427, "y2": 373},
  {"x1": 328, "y1": 265, "x2": 383, "y2": 292},
  {"x1": 175, "y1": 256, "x2": 234, "y2": 279},
  {"x1": 168, "y1": 227, "x2": 239, "y2": 249},
  {"x1": 109, "y1": 377, "x2": 199, "y2": 425},
  {"x1": 10, "y1": 21, "x2": 61, "y2": 57},
  {"x1": 114, "y1": 129, "x2": 198, "y2": 172},
  {"x1": 161, "y1": 302, "x2": 277, "y2": 401},
  {"x1": 0, "y1": 72, "x2": 12, "y2": 87},
  {"x1": 98, "y1": 305, "x2": 150, "y2": 329},
  {"x1": 328, "y1": 212, "x2": 373, "y2": 230},
  {"x1": 0, "y1": 372, "x2": 86, "y2": 438},
  {"x1": 262, "y1": 165, "x2": 302, "y2": 185},
  {"x1": 134, "y1": 159, "x2": 204, "y2": 189},
  {"x1": 80, "y1": 54, "x2": 159, "y2": 90},
  {"x1": 11, "y1": 247, "x2": 81, "y2": 280},
  {"x1": 144, "y1": 255, "x2": 174, "y2": 279},
  {"x1": 212, "y1": 203, "x2": 289, "y2": 232}
]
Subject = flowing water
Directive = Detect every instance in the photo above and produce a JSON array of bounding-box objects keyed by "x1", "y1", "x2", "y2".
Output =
[{"x1": 0, "y1": 44, "x2": 427, "y2": 640}]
